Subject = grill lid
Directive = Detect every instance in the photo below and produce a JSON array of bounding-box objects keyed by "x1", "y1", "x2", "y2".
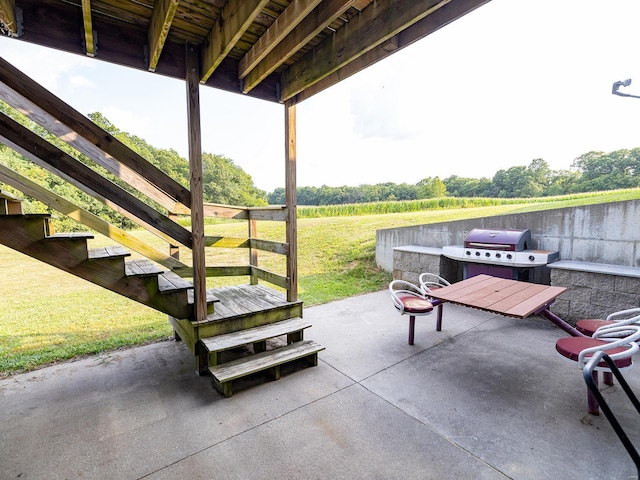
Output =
[{"x1": 464, "y1": 228, "x2": 531, "y2": 252}]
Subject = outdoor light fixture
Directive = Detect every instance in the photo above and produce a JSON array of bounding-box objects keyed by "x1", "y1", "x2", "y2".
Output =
[{"x1": 612, "y1": 78, "x2": 640, "y2": 98}]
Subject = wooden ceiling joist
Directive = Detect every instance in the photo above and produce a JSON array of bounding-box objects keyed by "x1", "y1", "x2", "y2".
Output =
[
  {"x1": 238, "y1": 0, "x2": 322, "y2": 80},
  {"x1": 0, "y1": 0, "x2": 17, "y2": 37},
  {"x1": 293, "y1": 0, "x2": 490, "y2": 103},
  {"x1": 281, "y1": 0, "x2": 452, "y2": 101},
  {"x1": 200, "y1": 0, "x2": 271, "y2": 84},
  {"x1": 81, "y1": 0, "x2": 95, "y2": 57},
  {"x1": 241, "y1": 0, "x2": 357, "y2": 94},
  {"x1": 148, "y1": 0, "x2": 180, "y2": 72}
]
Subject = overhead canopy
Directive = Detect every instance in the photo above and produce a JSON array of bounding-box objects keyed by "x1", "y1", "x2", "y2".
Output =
[{"x1": 0, "y1": 0, "x2": 490, "y2": 104}]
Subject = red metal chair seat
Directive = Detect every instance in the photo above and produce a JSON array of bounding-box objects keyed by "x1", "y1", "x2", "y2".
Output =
[
  {"x1": 575, "y1": 319, "x2": 615, "y2": 337},
  {"x1": 397, "y1": 295, "x2": 433, "y2": 314},
  {"x1": 555, "y1": 325, "x2": 640, "y2": 415},
  {"x1": 556, "y1": 337, "x2": 632, "y2": 369},
  {"x1": 576, "y1": 308, "x2": 640, "y2": 337},
  {"x1": 390, "y1": 279, "x2": 436, "y2": 345}
]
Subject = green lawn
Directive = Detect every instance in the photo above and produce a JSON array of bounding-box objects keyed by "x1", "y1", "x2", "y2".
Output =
[{"x1": 2, "y1": 189, "x2": 639, "y2": 374}]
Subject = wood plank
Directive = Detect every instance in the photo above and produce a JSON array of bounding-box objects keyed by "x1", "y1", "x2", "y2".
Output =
[
  {"x1": 201, "y1": 317, "x2": 311, "y2": 353},
  {"x1": 157, "y1": 270, "x2": 192, "y2": 291},
  {"x1": 200, "y1": 0, "x2": 271, "y2": 83},
  {"x1": 0, "y1": 0, "x2": 17, "y2": 37},
  {"x1": 285, "y1": 100, "x2": 297, "y2": 302},
  {"x1": 505, "y1": 286, "x2": 567, "y2": 318},
  {"x1": 88, "y1": 246, "x2": 129, "y2": 259},
  {"x1": 0, "y1": 112, "x2": 193, "y2": 247},
  {"x1": 125, "y1": 259, "x2": 166, "y2": 276},
  {"x1": 238, "y1": 0, "x2": 322, "y2": 79},
  {"x1": 0, "y1": 162, "x2": 186, "y2": 270},
  {"x1": 242, "y1": 0, "x2": 357, "y2": 93},
  {"x1": 209, "y1": 340, "x2": 324, "y2": 383},
  {"x1": 280, "y1": 0, "x2": 451, "y2": 101},
  {"x1": 186, "y1": 42, "x2": 207, "y2": 323},
  {"x1": 292, "y1": 0, "x2": 490, "y2": 102},
  {"x1": 47, "y1": 232, "x2": 94, "y2": 240},
  {"x1": 251, "y1": 266, "x2": 289, "y2": 290},
  {"x1": 0, "y1": 56, "x2": 191, "y2": 209},
  {"x1": 148, "y1": 0, "x2": 180, "y2": 71},
  {"x1": 81, "y1": 0, "x2": 95, "y2": 57}
]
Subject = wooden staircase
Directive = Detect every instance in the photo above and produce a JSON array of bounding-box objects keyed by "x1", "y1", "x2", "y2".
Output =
[
  {"x1": 0, "y1": 212, "x2": 216, "y2": 319},
  {"x1": 0, "y1": 199, "x2": 321, "y2": 396}
]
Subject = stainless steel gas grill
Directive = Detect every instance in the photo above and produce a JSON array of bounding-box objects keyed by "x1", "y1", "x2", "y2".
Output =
[{"x1": 442, "y1": 228, "x2": 559, "y2": 282}]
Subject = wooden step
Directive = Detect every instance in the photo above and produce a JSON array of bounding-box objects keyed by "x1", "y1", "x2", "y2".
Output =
[
  {"x1": 88, "y1": 246, "x2": 130, "y2": 260},
  {"x1": 125, "y1": 258, "x2": 166, "y2": 277},
  {"x1": 201, "y1": 317, "x2": 312, "y2": 366},
  {"x1": 47, "y1": 232, "x2": 94, "y2": 240},
  {"x1": 209, "y1": 340, "x2": 324, "y2": 398}
]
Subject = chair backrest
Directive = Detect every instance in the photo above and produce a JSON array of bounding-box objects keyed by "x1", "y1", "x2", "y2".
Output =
[
  {"x1": 578, "y1": 325, "x2": 640, "y2": 365},
  {"x1": 418, "y1": 273, "x2": 450, "y2": 293},
  {"x1": 584, "y1": 351, "x2": 640, "y2": 478}
]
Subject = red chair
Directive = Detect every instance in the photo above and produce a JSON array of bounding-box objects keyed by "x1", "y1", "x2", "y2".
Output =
[
  {"x1": 556, "y1": 324, "x2": 640, "y2": 414},
  {"x1": 419, "y1": 273, "x2": 450, "y2": 332},
  {"x1": 576, "y1": 307, "x2": 640, "y2": 336},
  {"x1": 389, "y1": 280, "x2": 434, "y2": 345}
]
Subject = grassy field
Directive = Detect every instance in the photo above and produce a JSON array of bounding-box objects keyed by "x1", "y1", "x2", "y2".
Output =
[{"x1": 2, "y1": 189, "x2": 639, "y2": 374}]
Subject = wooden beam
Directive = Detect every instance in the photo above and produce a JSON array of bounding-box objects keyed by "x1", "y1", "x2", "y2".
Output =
[
  {"x1": 0, "y1": 56, "x2": 192, "y2": 208},
  {"x1": 0, "y1": 162, "x2": 186, "y2": 270},
  {"x1": 81, "y1": 0, "x2": 95, "y2": 57},
  {"x1": 238, "y1": 0, "x2": 322, "y2": 80},
  {"x1": 200, "y1": 0, "x2": 271, "y2": 84},
  {"x1": 284, "y1": 99, "x2": 297, "y2": 302},
  {"x1": 280, "y1": 0, "x2": 451, "y2": 101},
  {"x1": 148, "y1": 0, "x2": 180, "y2": 72},
  {"x1": 0, "y1": 112, "x2": 193, "y2": 247},
  {"x1": 0, "y1": 81, "x2": 187, "y2": 214},
  {"x1": 292, "y1": 0, "x2": 490, "y2": 103},
  {"x1": 242, "y1": 0, "x2": 356, "y2": 94},
  {"x1": 186, "y1": 42, "x2": 208, "y2": 322},
  {"x1": 0, "y1": 0, "x2": 17, "y2": 37}
]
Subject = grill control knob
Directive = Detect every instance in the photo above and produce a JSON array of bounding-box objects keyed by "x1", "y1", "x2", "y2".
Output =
[
  {"x1": 475, "y1": 251, "x2": 481, "y2": 256},
  {"x1": 506, "y1": 254, "x2": 513, "y2": 259},
  {"x1": 496, "y1": 253, "x2": 501, "y2": 258},
  {"x1": 485, "y1": 252, "x2": 491, "y2": 257},
  {"x1": 529, "y1": 255, "x2": 535, "y2": 261},
  {"x1": 466, "y1": 250, "x2": 471, "y2": 255}
]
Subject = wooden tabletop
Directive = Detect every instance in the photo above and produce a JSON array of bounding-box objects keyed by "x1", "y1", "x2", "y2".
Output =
[{"x1": 427, "y1": 274, "x2": 567, "y2": 319}]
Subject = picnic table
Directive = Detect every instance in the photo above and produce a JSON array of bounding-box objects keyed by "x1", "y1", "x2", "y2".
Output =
[{"x1": 427, "y1": 274, "x2": 583, "y2": 337}]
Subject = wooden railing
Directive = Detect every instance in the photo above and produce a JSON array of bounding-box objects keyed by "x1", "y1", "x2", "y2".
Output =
[{"x1": 0, "y1": 56, "x2": 295, "y2": 309}]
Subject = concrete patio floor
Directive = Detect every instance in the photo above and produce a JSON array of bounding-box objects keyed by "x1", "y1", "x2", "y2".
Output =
[{"x1": 1, "y1": 290, "x2": 639, "y2": 480}]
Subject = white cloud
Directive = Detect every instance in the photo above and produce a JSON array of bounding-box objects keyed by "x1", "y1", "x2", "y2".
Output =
[{"x1": 69, "y1": 75, "x2": 96, "y2": 88}]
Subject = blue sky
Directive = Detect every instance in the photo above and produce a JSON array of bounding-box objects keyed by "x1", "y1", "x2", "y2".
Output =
[{"x1": 2, "y1": 0, "x2": 640, "y2": 192}]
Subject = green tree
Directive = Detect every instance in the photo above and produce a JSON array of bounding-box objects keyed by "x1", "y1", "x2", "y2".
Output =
[{"x1": 417, "y1": 176, "x2": 446, "y2": 198}]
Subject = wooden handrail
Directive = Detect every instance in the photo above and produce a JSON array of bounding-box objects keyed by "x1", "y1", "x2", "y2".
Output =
[
  {"x1": 0, "y1": 55, "x2": 191, "y2": 209},
  {"x1": 0, "y1": 162, "x2": 187, "y2": 270},
  {"x1": 0, "y1": 111, "x2": 192, "y2": 247}
]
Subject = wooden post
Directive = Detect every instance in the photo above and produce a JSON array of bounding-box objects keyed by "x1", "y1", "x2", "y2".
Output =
[
  {"x1": 168, "y1": 212, "x2": 180, "y2": 260},
  {"x1": 249, "y1": 216, "x2": 258, "y2": 285},
  {"x1": 284, "y1": 100, "x2": 297, "y2": 302},
  {"x1": 185, "y1": 43, "x2": 208, "y2": 322}
]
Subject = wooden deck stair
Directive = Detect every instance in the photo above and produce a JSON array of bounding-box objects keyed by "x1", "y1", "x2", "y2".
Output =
[
  {"x1": 0, "y1": 213, "x2": 217, "y2": 319},
  {"x1": 202, "y1": 317, "x2": 324, "y2": 397},
  {"x1": 0, "y1": 205, "x2": 323, "y2": 396}
]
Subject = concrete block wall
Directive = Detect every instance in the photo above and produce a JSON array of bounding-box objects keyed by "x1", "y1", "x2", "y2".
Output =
[{"x1": 377, "y1": 199, "x2": 640, "y2": 323}]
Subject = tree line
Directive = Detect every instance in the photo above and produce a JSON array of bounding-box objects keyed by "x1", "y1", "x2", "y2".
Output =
[
  {"x1": 2, "y1": 99, "x2": 640, "y2": 228},
  {"x1": 267, "y1": 153, "x2": 640, "y2": 205}
]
